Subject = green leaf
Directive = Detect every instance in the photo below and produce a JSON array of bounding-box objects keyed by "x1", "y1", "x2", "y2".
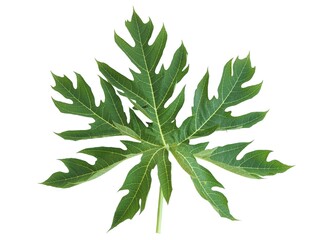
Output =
[
  {"x1": 45, "y1": 10, "x2": 291, "y2": 233},
  {"x1": 196, "y1": 142, "x2": 292, "y2": 179}
]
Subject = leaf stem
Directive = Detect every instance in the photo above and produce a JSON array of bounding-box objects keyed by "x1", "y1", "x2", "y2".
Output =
[{"x1": 156, "y1": 188, "x2": 164, "y2": 233}]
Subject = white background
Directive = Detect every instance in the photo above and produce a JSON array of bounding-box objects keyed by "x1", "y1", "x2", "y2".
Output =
[{"x1": 1, "y1": 0, "x2": 319, "y2": 239}]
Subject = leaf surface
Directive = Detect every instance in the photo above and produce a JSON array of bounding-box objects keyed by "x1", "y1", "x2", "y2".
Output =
[
  {"x1": 97, "y1": 11, "x2": 188, "y2": 142},
  {"x1": 175, "y1": 56, "x2": 267, "y2": 142},
  {"x1": 171, "y1": 143, "x2": 235, "y2": 220},
  {"x1": 196, "y1": 142, "x2": 292, "y2": 179},
  {"x1": 111, "y1": 147, "x2": 165, "y2": 230},
  {"x1": 52, "y1": 73, "x2": 126, "y2": 140},
  {"x1": 45, "y1": 10, "x2": 291, "y2": 232},
  {"x1": 43, "y1": 141, "x2": 153, "y2": 188}
]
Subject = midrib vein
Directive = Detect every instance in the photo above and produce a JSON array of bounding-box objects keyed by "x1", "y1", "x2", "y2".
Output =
[
  {"x1": 172, "y1": 148, "x2": 229, "y2": 216},
  {"x1": 135, "y1": 18, "x2": 167, "y2": 146},
  {"x1": 115, "y1": 147, "x2": 163, "y2": 225},
  {"x1": 181, "y1": 59, "x2": 249, "y2": 143},
  {"x1": 48, "y1": 148, "x2": 157, "y2": 185}
]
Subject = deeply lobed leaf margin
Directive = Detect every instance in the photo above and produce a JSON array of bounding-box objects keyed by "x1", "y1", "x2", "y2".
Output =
[{"x1": 44, "y1": 10, "x2": 291, "y2": 232}]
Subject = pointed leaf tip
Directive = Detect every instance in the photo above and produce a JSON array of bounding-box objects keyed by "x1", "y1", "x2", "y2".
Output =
[
  {"x1": 50, "y1": 71, "x2": 57, "y2": 78},
  {"x1": 131, "y1": 9, "x2": 141, "y2": 22}
]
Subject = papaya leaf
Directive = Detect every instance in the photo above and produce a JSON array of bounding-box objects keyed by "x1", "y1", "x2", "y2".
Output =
[{"x1": 44, "y1": 10, "x2": 291, "y2": 233}]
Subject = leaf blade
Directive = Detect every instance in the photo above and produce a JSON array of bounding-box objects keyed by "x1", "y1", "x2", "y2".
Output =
[
  {"x1": 46, "y1": 10, "x2": 292, "y2": 232},
  {"x1": 156, "y1": 148, "x2": 172, "y2": 203},
  {"x1": 52, "y1": 73, "x2": 126, "y2": 140},
  {"x1": 99, "y1": 11, "x2": 188, "y2": 144},
  {"x1": 43, "y1": 141, "x2": 156, "y2": 188},
  {"x1": 171, "y1": 144, "x2": 236, "y2": 220},
  {"x1": 43, "y1": 147, "x2": 128, "y2": 188},
  {"x1": 196, "y1": 142, "x2": 292, "y2": 178},
  {"x1": 176, "y1": 55, "x2": 266, "y2": 142},
  {"x1": 110, "y1": 147, "x2": 163, "y2": 230}
]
